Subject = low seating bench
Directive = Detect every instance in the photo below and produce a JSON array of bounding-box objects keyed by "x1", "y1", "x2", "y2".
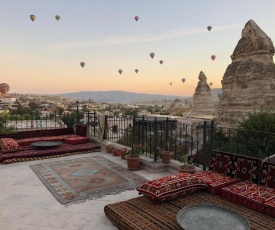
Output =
[
  {"x1": 104, "y1": 150, "x2": 275, "y2": 229},
  {"x1": 0, "y1": 125, "x2": 101, "y2": 164}
]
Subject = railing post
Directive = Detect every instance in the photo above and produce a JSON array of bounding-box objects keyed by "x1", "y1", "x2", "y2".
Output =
[
  {"x1": 165, "y1": 117, "x2": 169, "y2": 150},
  {"x1": 154, "y1": 118, "x2": 158, "y2": 162},
  {"x1": 203, "y1": 121, "x2": 207, "y2": 171},
  {"x1": 87, "y1": 110, "x2": 90, "y2": 137},
  {"x1": 141, "y1": 116, "x2": 145, "y2": 151},
  {"x1": 210, "y1": 120, "x2": 214, "y2": 153},
  {"x1": 93, "y1": 110, "x2": 96, "y2": 137},
  {"x1": 132, "y1": 116, "x2": 136, "y2": 147}
]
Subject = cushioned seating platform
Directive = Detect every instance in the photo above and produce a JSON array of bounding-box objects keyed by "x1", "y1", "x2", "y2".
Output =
[
  {"x1": 221, "y1": 181, "x2": 275, "y2": 213},
  {"x1": 104, "y1": 191, "x2": 275, "y2": 230},
  {"x1": 0, "y1": 142, "x2": 101, "y2": 164},
  {"x1": 263, "y1": 198, "x2": 275, "y2": 218}
]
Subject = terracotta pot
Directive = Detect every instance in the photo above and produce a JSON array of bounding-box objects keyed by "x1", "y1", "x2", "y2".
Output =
[
  {"x1": 178, "y1": 165, "x2": 196, "y2": 174},
  {"x1": 106, "y1": 146, "x2": 112, "y2": 154},
  {"x1": 161, "y1": 151, "x2": 172, "y2": 163},
  {"x1": 126, "y1": 155, "x2": 140, "y2": 171},
  {"x1": 120, "y1": 151, "x2": 127, "y2": 159}
]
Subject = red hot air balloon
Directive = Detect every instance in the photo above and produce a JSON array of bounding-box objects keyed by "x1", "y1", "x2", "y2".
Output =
[
  {"x1": 0, "y1": 83, "x2": 10, "y2": 97},
  {"x1": 159, "y1": 60, "x2": 163, "y2": 65},
  {"x1": 211, "y1": 55, "x2": 216, "y2": 61},
  {"x1": 134, "y1": 16, "x2": 139, "y2": 21}
]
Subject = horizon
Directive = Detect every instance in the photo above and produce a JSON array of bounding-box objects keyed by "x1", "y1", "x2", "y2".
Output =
[{"x1": 1, "y1": 1, "x2": 274, "y2": 97}]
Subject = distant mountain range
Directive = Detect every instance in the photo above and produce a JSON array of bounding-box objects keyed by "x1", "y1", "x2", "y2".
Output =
[
  {"x1": 55, "y1": 89, "x2": 222, "y2": 103},
  {"x1": 55, "y1": 91, "x2": 186, "y2": 103}
]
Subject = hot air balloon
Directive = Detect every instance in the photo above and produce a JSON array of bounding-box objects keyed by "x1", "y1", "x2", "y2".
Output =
[
  {"x1": 159, "y1": 60, "x2": 163, "y2": 65},
  {"x1": 30, "y1": 15, "x2": 36, "y2": 21},
  {"x1": 55, "y1": 15, "x2": 60, "y2": 21},
  {"x1": 211, "y1": 55, "x2": 216, "y2": 61},
  {"x1": 170, "y1": 82, "x2": 172, "y2": 86},
  {"x1": 118, "y1": 69, "x2": 123, "y2": 75},
  {"x1": 135, "y1": 69, "x2": 139, "y2": 73},
  {"x1": 150, "y1": 52, "x2": 155, "y2": 59},
  {"x1": 134, "y1": 16, "x2": 139, "y2": 21},
  {"x1": 209, "y1": 82, "x2": 213, "y2": 86},
  {"x1": 0, "y1": 83, "x2": 10, "y2": 97},
  {"x1": 181, "y1": 78, "x2": 186, "y2": 83},
  {"x1": 80, "y1": 62, "x2": 85, "y2": 68},
  {"x1": 207, "y1": 26, "x2": 212, "y2": 31}
]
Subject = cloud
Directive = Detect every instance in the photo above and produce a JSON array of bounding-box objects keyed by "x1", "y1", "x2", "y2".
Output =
[{"x1": 51, "y1": 23, "x2": 244, "y2": 49}]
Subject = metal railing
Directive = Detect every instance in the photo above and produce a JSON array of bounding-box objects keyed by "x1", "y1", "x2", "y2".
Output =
[{"x1": 1, "y1": 110, "x2": 274, "y2": 169}]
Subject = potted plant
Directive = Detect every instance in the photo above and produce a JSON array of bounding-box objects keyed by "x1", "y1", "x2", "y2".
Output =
[
  {"x1": 106, "y1": 144, "x2": 113, "y2": 153},
  {"x1": 160, "y1": 149, "x2": 173, "y2": 163},
  {"x1": 120, "y1": 147, "x2": 129, "y2": 159},
  {"x1": 178, "y1": 154, "x2": 196, "y2": 174},
  {"x1": 125, "y1": 144, "x2": 142, "y2": 171}
]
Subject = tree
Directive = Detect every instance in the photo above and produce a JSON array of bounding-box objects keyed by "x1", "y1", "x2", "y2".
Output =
[{"x1": 234, "y1": 111, "x2": 275, "y2": 158}]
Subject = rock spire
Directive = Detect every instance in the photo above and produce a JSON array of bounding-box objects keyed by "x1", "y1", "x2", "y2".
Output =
[
  {"x1": 217, "y1": 20, "x2": 275, "y2": 127},
  {"x1": 191, "y1": 71, "x2": 216, "y2": 117}
]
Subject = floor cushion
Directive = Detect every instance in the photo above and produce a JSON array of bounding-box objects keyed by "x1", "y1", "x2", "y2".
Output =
[
  {"x1": 136, "y1": 173, "x2": 207, "y2": 204},
  {"x1": 260, "y1": 161, "x2": 275, "y2": 189},
  {"x1": 18, "y1": 137, "x2": 46, "y2": 147},
  {"x1": 231, "y1": 155, "x2": 260, "y2": 183},
  {"x1": 263, "y1": 198, "x2": 275, "y2": 218},
  {"x1": 209, "y1": 151, "x2": 235, "y2": 176},
  {"x1": 41, "y1": 136, "x2": 65, "y2": 142},
  {"x1": 63, "y1": 136, "x2": 90, "y2": 145},
  {"x1": 0, "y1": 138, "x2": 22, "y2": 153},
  {"x1": 221, "y1": 181, "x2": 275, "y2": 213},
  {"x1": 193, "y1": 171, "x2": 239, "y2": 195}
]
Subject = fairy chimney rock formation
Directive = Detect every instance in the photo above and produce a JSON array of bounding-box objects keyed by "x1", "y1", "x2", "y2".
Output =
[
  {"x1": 217, "y1": 19, "x2": 275, "y2": 127},
  {"x1": 191, "y1": 71, "x2": 215, "y2": 117}
]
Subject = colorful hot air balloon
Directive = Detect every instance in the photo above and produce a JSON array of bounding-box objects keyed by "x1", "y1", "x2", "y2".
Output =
[
  {"x1": 181, "y1": 78, "x2": 186, "y2": 83},
  {"x1": 150, "y1": 52, "x2": 155, "y2": 59},
  {"x1": 134, "y1": 16, "x2": 139, "y2": 21},
  {"x1": 135, "y1": 69, "x2": 139, "y2": 73},
  {"x1": 211, "y1": 55, "x2": 216, "y2": 61},
  {"x1": 207, "y1": 26, "x2": 212, "y2": 31},
  {"x1": 80, "y1": 62, "x2": 85, "y2": 68},
  {"x1": 30, "y1": 15, "x2": 36, "y2": 21},
  {"x1": 209, "y1": 82, "x2": 213, "y2": 86},
  {"x1": 159, "y1": 60, "x2": 163, "y2": 65},
  {"x1": 0, "y1": 83, "x2": 10, "y2": 97},
  {"x1": 55, "y1": 15, "x2": 60, "y2": 21},
  {"x1": 118, "y1": 69, "x2": 123, "y2": 75}
]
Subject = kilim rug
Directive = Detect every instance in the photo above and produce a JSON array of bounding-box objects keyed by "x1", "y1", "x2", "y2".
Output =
[
  {"x1": 104, "y1": 191, "x2": 275, "y2": 230},
  {"x1": 30, "y1": 155, "x2": 148, "y2": 205}
]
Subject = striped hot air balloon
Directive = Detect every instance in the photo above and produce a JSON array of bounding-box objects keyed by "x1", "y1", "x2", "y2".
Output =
[{"x1": 0, "y1": 83, "x2": 10, "y2": 97}]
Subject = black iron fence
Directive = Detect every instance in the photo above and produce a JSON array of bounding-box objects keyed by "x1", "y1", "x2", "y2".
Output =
[
  {"x1": 99, "y1": 114, "x2": 275, "y2": 168},
  {"x1": 1, "y1": 110, "x2": 275, "y2": 168}
]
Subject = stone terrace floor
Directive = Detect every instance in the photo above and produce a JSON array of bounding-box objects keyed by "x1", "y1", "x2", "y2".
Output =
[{"x1": 0, "y1": 148, "x2": 174, "y2": 230}]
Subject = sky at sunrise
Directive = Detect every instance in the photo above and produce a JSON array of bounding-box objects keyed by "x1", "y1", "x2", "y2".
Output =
[{"x1": 0, "y1": 0, "x2": 275, "y2": 97}]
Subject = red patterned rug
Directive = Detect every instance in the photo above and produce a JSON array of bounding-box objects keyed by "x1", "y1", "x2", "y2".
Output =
[{"x1": 30, "y1": 155, "x2": 148, "y2": 205}]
